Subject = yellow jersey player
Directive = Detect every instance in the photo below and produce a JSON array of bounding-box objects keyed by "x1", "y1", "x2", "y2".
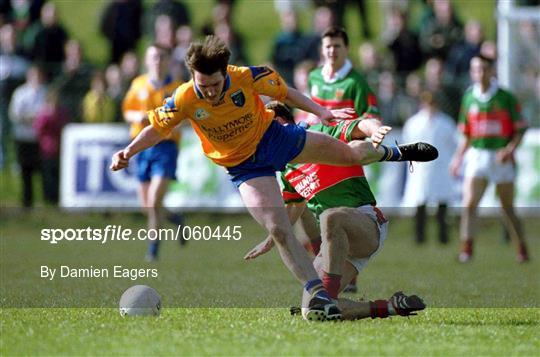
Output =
[
  {"x1": 111, "y1": 35, "x2": 438, "y2": 321},
  {"x1": 122, "y1": 44, "x2": 182, "y2": 261}
]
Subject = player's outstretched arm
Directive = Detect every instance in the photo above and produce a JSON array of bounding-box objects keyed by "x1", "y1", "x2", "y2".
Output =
[
  {"x1": 110, "y1": 126, "x2": 163, "y2": 171},
  {"x1": 284, "y1": 87, "x2": 355, "y2": 125}
]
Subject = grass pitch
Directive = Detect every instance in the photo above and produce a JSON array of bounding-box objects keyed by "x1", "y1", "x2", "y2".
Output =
[{"x1": 0, "y1": 210, "x2": 538, "y2": 355}]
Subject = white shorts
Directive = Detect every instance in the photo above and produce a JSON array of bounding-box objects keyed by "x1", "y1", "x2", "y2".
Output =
[
  {"x1": 464, "y1": 147, "x2": 515, "y2": 184},
  {"x1": 346, "y1": 205, "x2": 389, "y2": 274}
]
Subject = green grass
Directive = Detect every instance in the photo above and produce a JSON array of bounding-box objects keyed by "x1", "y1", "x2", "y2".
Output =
[
  {"x1": 2, "y1": 308, "x2": 538, "y2": 355},
  {"x1": 1, "y1": 210, "x2": 538, "y2": 355}
]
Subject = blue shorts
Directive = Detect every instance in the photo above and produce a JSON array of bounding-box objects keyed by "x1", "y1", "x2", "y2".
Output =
[
  {"x1": 135, "y1": 140, "x2": 178, "y2": 182},
  {"x1": 227, "y1": 121, "x2": 306, "y2": 187}
]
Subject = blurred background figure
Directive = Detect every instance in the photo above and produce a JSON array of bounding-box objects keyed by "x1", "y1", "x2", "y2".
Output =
[
  {"x1": 292, "y1": 60, "x2": 316, "y2": 124},
  {"x1": 214, "y1": 21, "x2": 248, "y2": 65},
  {"x1": 419, "y1": 0, "x2": 463, "y2": 61},
  {"x1": 0, "y1": 23, "x2": 30, "y2": 168},
  {"x1": 424, "y1": 57, "x2": 461, "y2": 122},
  {"x1": 357, "y1": 42, "x2": 384, "y2": 91},
  {"x1": 52, "y1": 39, "x2": 92, "y2": 123},
  {"x1": 384, "y1": 7, "x2": 423, "y2": 83},
  {"x1": 450, "y1": 56, "x2": 530, "y2": 263},
  {"x1": 153, "y1": 14, "x2": 175, "y2": 50},
  {"x1": 271, "y1": 8, "x2": 316, "y2": 86},
  {"x1": 33, "y1": 89, "x2": 67, "y2": 205},
  {"x1": 445, "y1": 20, "x2": 484, "y2": 91},
  {"x1": 100, "y1": 0, "x2": 142, "y2": 64},
  {"x1": 104, "y1": 64, "x2": 125, "y2": 122},
  {"x1": 30, "y1": 2, "x2": 68, "y2": 79},
  {"x1": 147, "y1": 0, "x2": 190, "y2": 33},
  {"x1": 119, "y1": 50, "x2": 140, "y2": 88},
  {"x1": 122, "y1": 44, "x2": 183, "y2": 261},
  {"x1": 314, "y1": 0, "x2": 371, "y2": 39},
  {"x1": 402, "y1": 91, "x2": 457, "y2": 244},
  {"x1": 172, "y1": 25, "x2": 192, "y2": 82},
  {"x1": 82, "y1": 70, "x2": 116, "y2": 123},
  {"x1": 9, "y1": 65, "x2": 47, "y2": 208}
]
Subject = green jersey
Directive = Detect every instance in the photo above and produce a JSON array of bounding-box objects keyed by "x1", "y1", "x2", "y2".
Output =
[
  {"x1": 458, "y1": 84, "x2": 528, "y2": 149},
  {"x1": 280, "y1": 119, "x2": 376, "y2": 221},
  {"x1": 308, "y1": 65, "x2": 380, "y2": 121}
]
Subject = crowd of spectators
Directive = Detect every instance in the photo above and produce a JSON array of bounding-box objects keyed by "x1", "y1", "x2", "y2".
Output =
[{"x1": 0, "y1": 0, "x2": 538, "y2": 209}]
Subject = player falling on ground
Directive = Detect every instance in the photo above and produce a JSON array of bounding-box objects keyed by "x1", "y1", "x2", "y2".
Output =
[
  {"x1": 122, "y1": 44, "x2": 184, "y2": 261},
  {"x1": 244, "y1": 102, "x2": 426, "y2": 321},
  {"x1": 450, "y1": 55, "x2": 529, "y2": 263},
  {"x1": 110, "y1": 35, "x2": 437, "y2": 321},
  {"x1": 304, "y1": 26, "x2": 384, "y2": 293}
]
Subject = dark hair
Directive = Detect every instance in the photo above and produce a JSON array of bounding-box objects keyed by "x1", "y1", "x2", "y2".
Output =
[
  {"x1": 266, "y1": 101, "x2": 295, "y2": 125},
  {"x1": 321, "y1": 26, "x2": 349, "y2": 47},
  {"x1": 185, "y1": 35, "x2": 231, "y2": 76},
  {"x1": 473, "y1": 54, "x2": 495, "y2": 68}
]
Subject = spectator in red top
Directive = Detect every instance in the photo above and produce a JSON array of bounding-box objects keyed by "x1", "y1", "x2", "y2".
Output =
[{"x1": 34, "y1": 89, "x2": 67, "y2": 204}]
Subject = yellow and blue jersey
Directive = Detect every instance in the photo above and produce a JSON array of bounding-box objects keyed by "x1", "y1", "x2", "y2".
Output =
[
  {"x1": 122, "y1": 74, "x2": 182, "y2": 142},
  {"x1": 148, "y1": 65, "x2": 288, "y2": 167}
]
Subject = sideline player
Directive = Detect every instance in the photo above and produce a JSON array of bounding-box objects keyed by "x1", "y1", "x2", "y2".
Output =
[
  {"x1": 122, "y1": 44, "x2": 183, "y2": 261},
  {"x1": 450, "y1": 55, "x2": 529, "y2": 263},
  {"x1": 305, "y1": 26, "x2": 384, "y2": 293},
  {"x1": 244, "y1": 102, "x2": 426, "y2": 320},
  {"x1": 110, "y1": 36, "x2": 437, "y2": 320}
]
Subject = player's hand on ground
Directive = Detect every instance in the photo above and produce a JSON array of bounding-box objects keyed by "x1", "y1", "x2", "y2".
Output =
[
  {"x1": 110, "y1": 149, "x2": 130, "y2": 171},
  {"x1": 244, "y1": 237, "x2": 275, "y2": 260},
  {"x1": 371, "y1": 126, "x2": 391, "y2": 148}
]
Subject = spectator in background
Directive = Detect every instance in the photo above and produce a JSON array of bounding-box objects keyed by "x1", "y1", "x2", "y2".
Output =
[
  {"x1": 377, "y1": 71, "x2": 413, "y2": 128},
  {"x1": 402, "y1": 72, "x2": 422, "y2": 116},
  {"x1": 120, "y1": 51, "x2": 140, "y2": 87},
  {"x1": 33, "y1": 89, "x2": 67, "y2": 204},
  {"x1": 424, "y1": 57, "x2": 461, "y2": 122},
  {"x1": 271, "y1": 8, "x2": 316, "y2": 86},
  {"x1": 292, "y1": 60, "x2": 316, "y2": 124},
  {"x1": 100, "y1": 0, "x2": 142, "y2": 64},
  {"x1": 314, "y1": 0, "x2": 371, "y2": 39},
  {"x1": 480, "y1": 40, "x2": 497, "y2": 61},
  {"x1": 357, "y1": 42, "x2": 384, "y2": 91},
  {"x1": 402, "y1": 92, "x2": 457, "y2": 244},
  {"x1": 419, "y1": 0, "x2": 463, "y2": 61},
  {"x1": 9, "y1": 65, "x2": 47, "y2": 208},
  {"x1": 53, "y1": 39, "x2": 92, "y2": 123},
  {"x1": 148, "y1": 0, "x2": 190, "y2": 31},
  {"x1": 154, "y1": 14, "x2": 175, "y2": 50},
  {"x1": 31, "y1": 2, "x2": 68, "y2": 79},
  {"x1": 105, "y1": 64, "x2": 125, "y2": 122},
  {"x1": 214, "y1": 22, "x2": 248, "y2": 65},
  {"x1": 172, "y1": 25, "x2": 192, "y2": 82},
  {"x1": 2, "y1": 0, "x2": 44, "y2": 40},
  {"x1": 303, "y1": 6, "x2": 334, "y2": 65},
  {"x1": 82, "y1": 70, "x2": 116, "y2": 123},
  {"x1": 384, "y1": 8, "x2": 423, "y2": 82},
  {"x1": 0, "y1": 23, "x2": 29, "y2": 168},
  {"x1": 445, "y1": 20, "x2": 484, "y2": 90}
]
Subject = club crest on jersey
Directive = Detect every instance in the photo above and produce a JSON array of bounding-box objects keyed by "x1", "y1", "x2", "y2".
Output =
[
  {"x1": 335, "y1": 88, "x2": 344, "y2": 99},
  {"x1": 230, "y1": 90, "x2": 245, "y2": 107},
  {"x1": 194, "y1": 108, "x2": 209, "y2": 120}
]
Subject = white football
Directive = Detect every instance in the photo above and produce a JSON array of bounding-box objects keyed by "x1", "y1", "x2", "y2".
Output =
[{"x1": 119, "y1": 285, "x2": 161, "y2": 317}]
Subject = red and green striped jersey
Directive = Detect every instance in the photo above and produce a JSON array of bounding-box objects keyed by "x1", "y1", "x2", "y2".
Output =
[
  {"x1": 458, "y1": 86, "x2": 528, "y2": 149},
  {"x1": 280, "y1": 120, "x2": 376, "y2": 221},
  {"x1": 308, "y1": 67, "x2": 380, "y2": 120}
]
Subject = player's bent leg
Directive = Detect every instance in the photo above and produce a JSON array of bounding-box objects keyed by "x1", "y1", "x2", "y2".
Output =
[
  {"x1": 238, "y1": 176, "x2": 319, "y2": 284},
  {"x1": 496, "y1": 182, "x2": 529, "y2": 262},
  {"x1": 290, "y1": 131, "x2": 383, "y2": 166},
  {"x1": 459, "y1": 176, "x2": 488, "y2": 263},
  {"x1": 239, "y1": 176, "x2": 340, "y2": 321}
]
